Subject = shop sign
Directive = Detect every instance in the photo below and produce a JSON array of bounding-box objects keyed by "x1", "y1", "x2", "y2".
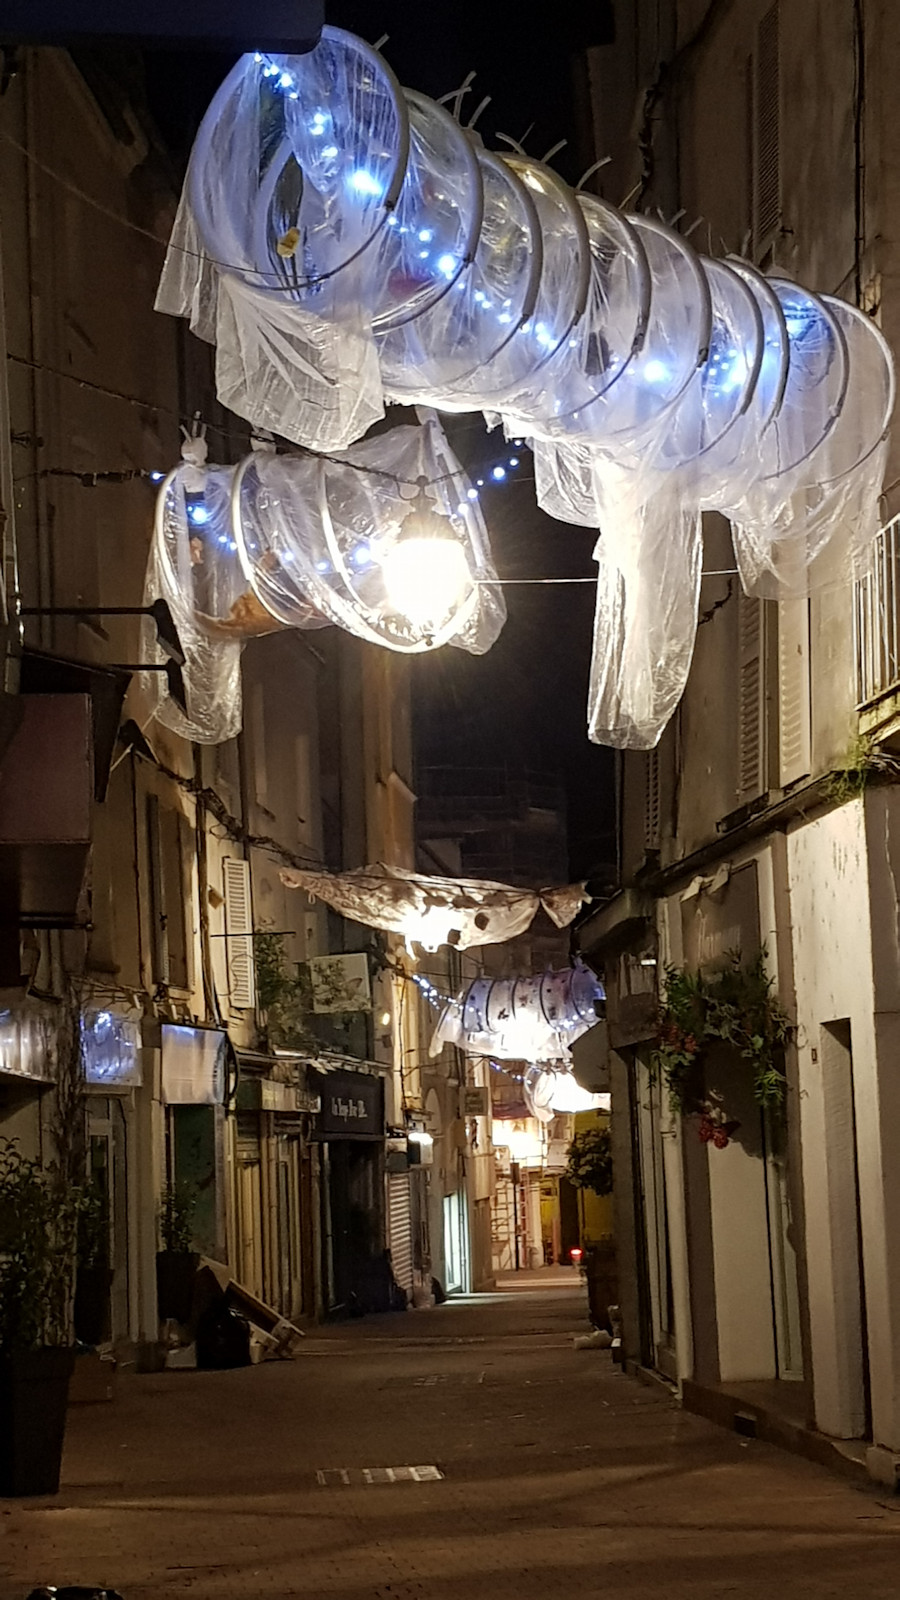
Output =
[
  {"x1": 463, "y1": 1086, "x2": 489, "y2": 1118},
  {"x1": 680, "y1": 861, "x2": 760, "y2": 973},
  {"x1": 309, "y1": 1068, "x2": 384, "y2": 1139}
]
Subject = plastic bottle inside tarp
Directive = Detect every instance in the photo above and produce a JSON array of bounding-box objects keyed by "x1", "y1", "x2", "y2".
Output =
[
  {"x1": 157, "y1": 30, "x2": 410, "y2": 450},
  {"x1": 379, "y1": 149, "x2": 542, "y2": 400}
]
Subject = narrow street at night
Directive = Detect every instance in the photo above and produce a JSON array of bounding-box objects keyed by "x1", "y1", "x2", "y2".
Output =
[{"x1": 4, "y1": 1281, "x2": 900, "y2": 1600}]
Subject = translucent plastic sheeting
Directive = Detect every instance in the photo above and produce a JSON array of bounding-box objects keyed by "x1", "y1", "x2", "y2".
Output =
[
  {"x1": 157, "y1": 29, "x2": 410, "y2": 449},
  {"x1": 587, "y1": 499, "x2": 703, "y2": 750},
  {"x1": 430, "y1": 156, "x2": 591, "y2": 410},
  {"x1": 142, "y1": 463, "x2": 246, "y2": 744},
  {"x1": 279, "y1": 863, "x2": 589, "y2": 952},
  {"x1": 369, "y1": 90, "x2": 483, "y2": 331},
  {"x1": 733, "y1": 298, "x2": 895, "y2": 598},
  {"x1": 499, "y1": 192, "x2": 651, "y2": 441},
  {"x1": 379, "y1": 149, "x2": 542, "y2": 400},
  {"x1": 429, "y1": 963, "x2": 604, "y2": 1064},
  {"x1": 234, "y1": 421, "x2": 506, "y2": 654}
]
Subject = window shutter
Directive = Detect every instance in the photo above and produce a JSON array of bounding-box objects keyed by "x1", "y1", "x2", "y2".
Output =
[
  {"x1": 752, "y1": 1, "x2": 781, "y2": 258},
  {"x1": 778, "y1": 596, "x2": 811, "y2": 786},
  {"x1": 738, "y1": 590, "x2": 766, "y2": 803},
  {"x1": 644, "y1": 748, "x2": 661, "y2": 851},
  {"x1": 223, "y1": 857, "x2": 256, "y2": 1010}
]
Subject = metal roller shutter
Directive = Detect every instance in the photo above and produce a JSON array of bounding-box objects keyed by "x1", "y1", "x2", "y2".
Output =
[{"x1": 387, "y1": 1171, "x2": 413, "y2": 1294}]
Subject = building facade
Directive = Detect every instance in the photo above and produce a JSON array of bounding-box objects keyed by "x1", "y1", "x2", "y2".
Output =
[
  {"x1": 0, "y1": 44, "x2": 437, "y2": 1354},
  {"x1": 579, "y1": 0, "x2": 900, "y2": 1482}
]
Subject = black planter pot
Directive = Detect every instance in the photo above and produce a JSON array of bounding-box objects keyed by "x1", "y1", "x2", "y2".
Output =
[
  {"x1": 73, "y1": 1266, "x2": 113, "y2": 1347},
  {"x1": 0, "y1": 1347, "x2": 76, "y2": 1497},
  {"x1": 156, "y1": 1251, "x2": 199, "y2": 1324}
]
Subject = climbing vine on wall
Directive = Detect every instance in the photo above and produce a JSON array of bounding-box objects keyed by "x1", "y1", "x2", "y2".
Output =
[{"x1": 652, "y1": 951, "x2": 791, "y2": 1130}]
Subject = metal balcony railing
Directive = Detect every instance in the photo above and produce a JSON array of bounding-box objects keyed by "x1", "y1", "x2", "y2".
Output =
[{"x1": 855, "y1": 514, "x2": 900, "y2": 706}]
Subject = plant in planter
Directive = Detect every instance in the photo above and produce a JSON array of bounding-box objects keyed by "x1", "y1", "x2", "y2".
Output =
[
  {"x1": 652, "y1": 950, "x2": 791, "y2": 1145},
  {"x1": 156, "y1": 1181, "x2": 199, "y2": 1324},
  {"x1": 0, "y1": 1137, "x2": 83, "y2": 1496}
]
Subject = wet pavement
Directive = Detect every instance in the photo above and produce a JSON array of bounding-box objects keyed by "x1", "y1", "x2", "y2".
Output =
[{"x1": 3, "y1": 1278, "x2": 900, "y2": 1599}]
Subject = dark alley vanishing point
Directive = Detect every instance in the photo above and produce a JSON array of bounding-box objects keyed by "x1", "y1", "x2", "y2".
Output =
[{"x1": 3, "y1": 1282, "x2": 900, "y2": 1600}]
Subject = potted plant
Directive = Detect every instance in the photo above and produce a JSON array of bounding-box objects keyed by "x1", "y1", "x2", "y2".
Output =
[
  {"x1": 156, "y1": 1182, "x2": 199, "y2": 1324},
  {"x1": 73, "y1": 1177, "x2": 112, "y2": 1347},
  {"x1": 0, "y1": 1137, "x2": 82, "y2": 1496},
  {"x1": 565, "y1": 1126, "x2": 617, "y2": 1331}
]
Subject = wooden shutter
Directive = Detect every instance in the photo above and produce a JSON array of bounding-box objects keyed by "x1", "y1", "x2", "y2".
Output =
[
  {"x1": 778, "y1": 596, "x2": 811, "y2": 786},
  {"x1": 223, "y1": 857, "x2": 256, "y2": 1009},
  {"x1": 752, "y1": 1, "x2": 781, "y2": 258},
  {"x1": 644, "y1": 748, "x2": 661, "y2": 851},
  {"x1": 738, "y1": 590, "x2": 766, "y2": 803},
  {"x1": 160, "y1": 808, "x2": 190, "y2": 990}
]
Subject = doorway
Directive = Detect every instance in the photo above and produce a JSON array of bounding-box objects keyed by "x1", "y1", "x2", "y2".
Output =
[{"x1": 819, "y1": 1019, "x2": 871, "y2": 1439}]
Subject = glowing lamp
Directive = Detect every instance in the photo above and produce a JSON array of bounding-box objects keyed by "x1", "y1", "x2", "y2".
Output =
[{"x1": 381, "y1": 480, "x2": 472, "y2": 630}]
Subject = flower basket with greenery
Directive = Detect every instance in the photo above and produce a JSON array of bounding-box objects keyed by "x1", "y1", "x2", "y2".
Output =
[
  {"x1": 564, "y1": 1126, "x2": 613, "y2": 1197},
  {"x1": 652, "y1": 950, "x2": 791, "y2": 1144},
  {"x1": 0, "y1": 1138, "x2": 83, "y2": 1495}
]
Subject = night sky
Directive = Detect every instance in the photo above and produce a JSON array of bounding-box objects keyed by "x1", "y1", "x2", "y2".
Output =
[{"x1": 138, "y1": 1, "x2": 618, "y2": 881}]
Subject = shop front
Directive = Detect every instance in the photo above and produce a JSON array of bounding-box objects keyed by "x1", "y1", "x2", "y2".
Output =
[{"x1": 309, "y1": 1065, "x2": 389, "y2": 1315}]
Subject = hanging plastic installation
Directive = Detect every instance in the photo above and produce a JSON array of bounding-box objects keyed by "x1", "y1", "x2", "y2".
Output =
[
  {"x1": 142, "y1": 419, "x2": 505, "y2": 742},
  {"x1": 430, "y1": 963, "x2": 605, "y2": 1062},
  {"x1": 157, "y1": 26, "x2": 896, "y2": 750}
]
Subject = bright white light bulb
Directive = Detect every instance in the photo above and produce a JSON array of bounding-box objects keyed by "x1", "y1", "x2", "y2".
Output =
[
  {"x1": 643, "y1": 359, "x2": 669, "y2": 384},
  {"x1": 349, "y1": 169, "x2": 383, "y2": 198},
  {"x1": 381, "y1": 536, "x2": 471, "y2": 629}
]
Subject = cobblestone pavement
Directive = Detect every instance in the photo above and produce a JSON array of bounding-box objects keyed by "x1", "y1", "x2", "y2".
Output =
[{"x1": 3, "y1": 1283, "x2": 900, "y2": 1600}]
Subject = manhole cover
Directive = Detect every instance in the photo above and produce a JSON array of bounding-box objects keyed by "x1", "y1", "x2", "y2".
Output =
[{"x1": 316, "y1": 1465, "x2": 444, "y2": 1486}]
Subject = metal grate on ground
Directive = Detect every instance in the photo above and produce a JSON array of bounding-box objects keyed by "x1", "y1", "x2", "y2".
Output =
[{"x1": 316, "y1": 1465, "x2": 444, "y2": 1486}]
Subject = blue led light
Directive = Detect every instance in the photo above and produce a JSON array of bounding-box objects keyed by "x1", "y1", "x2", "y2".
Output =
[
  {"x1": 349, "y1": 169, "x2": 384, "y2": 199},
  {"x1": 491, "y1": 465, "x2": 506, "y2": 481},
  {"x1": 436, "y1": 253, "x2": 457, "y2": 278},
  {"x1": 642, "y1": 359, "x2": 670, "y2": 385},
  {"x1": 316, "y1": 559, "x2": 330, "y2": 572},
  {"x1": 279, "y1": 71, "x2": 294, "y2": 88},
  {"x1": 149, "y1": 470, "x2": 164, "y2": 482},
  {"x1": 509, "y1": 457, "x2": 519, "y2": 467},
  {"x1": 418, "y1": 228, "x2": 434, "y2": 243},
  {"x1": 187, "y1": 502, "x2": 211, "y2": 526},
  {"x1": 467, "y1": 487, "x2": 479, "y2": 501}
]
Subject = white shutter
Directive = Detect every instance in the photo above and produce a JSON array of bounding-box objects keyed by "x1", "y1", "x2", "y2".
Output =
[
  {"x1": 223, "y1": 857, "x2": 256, "y2": 1010},
  {"x1": 752, "y1": 1, "x2": 781, "y2": 258},
  {"x1": 387, "y1": 1171, "x2": 413, "y2": 1294},
  {"x1": 738, "y1": 589, "x2": 767, "y2": 802},
  {"x1": 778, "y1": 596, "x2": 811, "y2": 786},
  {"x1": 644, "y1": 748, "x2": 661, "y2": 851}
]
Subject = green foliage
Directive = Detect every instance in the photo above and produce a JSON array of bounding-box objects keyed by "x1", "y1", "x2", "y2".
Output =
[
  {"x1": 824, "y1": 734, "x2": 875, "y2": 805},
  {"x1": 0, "y1": 1138, "x2": 82, "y2": 1350},
  {"x1": 254, "y1": 931, "x2": 317, "y2": 1051},
  {"x1": 565, "y1": 1126, "x2": 613, "y2": 1196},
  {"x1": 652, "y1": 950, "x2": 791, "y2": 1116},
  {"x1": 158, "y1": 1181, "x2": 197, "y2": 1255}
]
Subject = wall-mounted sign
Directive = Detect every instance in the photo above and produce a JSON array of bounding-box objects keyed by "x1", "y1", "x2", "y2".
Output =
[
  {"x1": 162, "y1": 1024, "x2": 226, "y2": 1105},
  {"x1": 309, "y1": 1068, "x2": 383, "y2": 1140},
  {"x1": 308, "y1": 953, "x2": 372, "y2": 1014},
  {"x1": 463, "y1": 1086, "x2": 489, "y2": 1118},
  {"x1": 82, "y1": 1007, "x2": 142, "y2": 1089}
]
